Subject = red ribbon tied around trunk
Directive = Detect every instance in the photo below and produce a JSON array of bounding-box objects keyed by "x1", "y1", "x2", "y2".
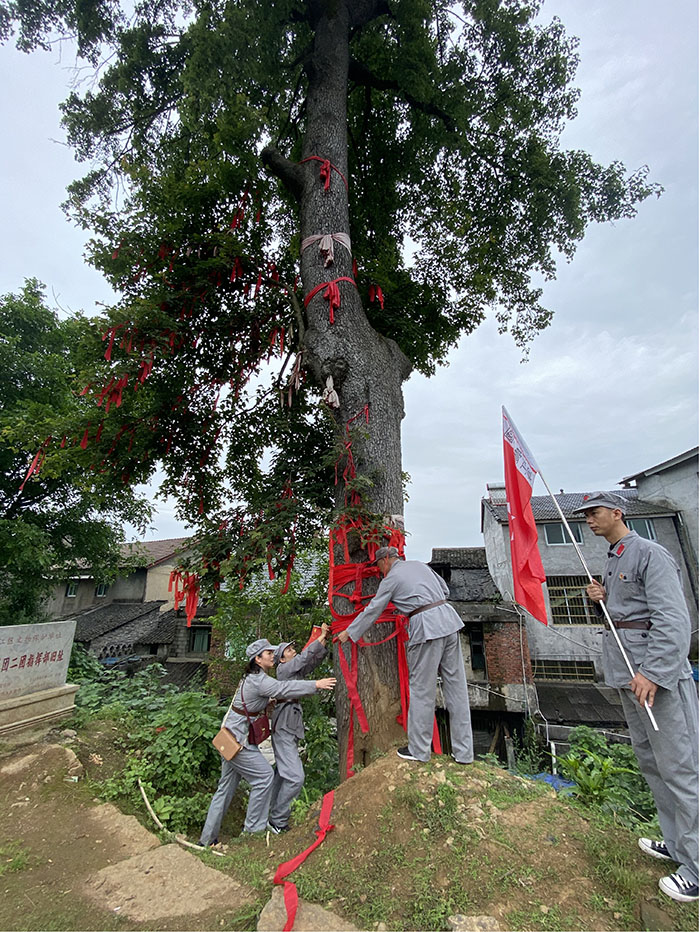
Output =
[
  {"x1": 299, "y1": 156, "x2": 348, "y2": 193},
  {"x1": 303, "y1": 277, "x2": 356, "y2": 325}
]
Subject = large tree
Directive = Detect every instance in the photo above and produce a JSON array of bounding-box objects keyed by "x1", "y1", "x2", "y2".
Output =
[
  {"x1": 2, "y1": 0, "x2": 658, "y2": 766},
  {"x1": 0, "y1": 280, "x2": 151, "y2": 625}
]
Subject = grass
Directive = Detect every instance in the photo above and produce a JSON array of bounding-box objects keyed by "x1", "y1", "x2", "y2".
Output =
[{"x1": 0, "y1": 842, "x2": 31, "y2": 876}]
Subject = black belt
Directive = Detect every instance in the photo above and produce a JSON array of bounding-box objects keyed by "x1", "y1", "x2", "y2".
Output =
[
  {"x1": 612, "y1": 620, "x2": 651, "y2": 630},
  {"x1": 275, "y1": 698, "x2": 300, "y2": 704},
  {"x1": 407, "y1": 599, "x2": 447, "y2": 618}
]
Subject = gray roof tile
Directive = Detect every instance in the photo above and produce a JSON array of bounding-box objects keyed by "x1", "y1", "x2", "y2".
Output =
[{"x1": 484, "y1": 489, "x2": 672, "y2": 525}]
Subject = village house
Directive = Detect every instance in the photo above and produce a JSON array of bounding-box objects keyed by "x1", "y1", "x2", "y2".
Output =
[{"x1": 47, "y1": 538, "x2": 212, "y2": 687}]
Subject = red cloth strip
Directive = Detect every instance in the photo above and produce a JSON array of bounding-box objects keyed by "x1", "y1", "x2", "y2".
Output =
[
  {"x1": 299, "y1": 156, "x2": 348, "y2": 192},
  {"x1": 273, "y1": 790, "x2": 335, "y2": 931},
  {"x1": 303, "y1": 277, "x2": 356, "y2": 325}
]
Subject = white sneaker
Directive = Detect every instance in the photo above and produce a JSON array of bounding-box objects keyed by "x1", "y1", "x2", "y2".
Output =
[
  {"x1": 659, "y1": 872, "x2": 699, "y2": 902},
  {"x1": 638, "y1": 837, "x2": 673, "y2": 861}
]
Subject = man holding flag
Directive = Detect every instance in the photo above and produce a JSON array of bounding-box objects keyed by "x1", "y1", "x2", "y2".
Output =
[{"x1": 575, "y1": 492, "x2": 698, "y2": 903}]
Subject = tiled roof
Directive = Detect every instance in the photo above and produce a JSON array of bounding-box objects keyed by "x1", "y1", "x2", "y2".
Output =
[
  {"x1": 483, "y1": 488, "x2": 672, "y2": 525},
  {"x1": 136, "y1": 610, "x2": 181, "y2": 645},
  {"x1": 121, "y1": 537, "x2": 191, "y2": 568},
  {"x1": 535, "y1": 683, "x2": 627, "y2": 727},
  {"x1": 430, "y1": 547, "x2": 488, "y2": 569},
  {"x1": 161, "y1": 661, "x2": 207, "y2": 689},
  {"x1": 72, "y1": 601, "x2": 166, "y2": 642}
]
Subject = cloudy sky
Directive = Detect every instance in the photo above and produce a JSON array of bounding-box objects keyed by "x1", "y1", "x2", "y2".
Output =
[{"x1": 1, "y1": 0, "x2": 697, "y2": 561}]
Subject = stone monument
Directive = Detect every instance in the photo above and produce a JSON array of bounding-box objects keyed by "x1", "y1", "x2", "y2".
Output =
[{"x1": 0, "y1": 619, "x2": 79, "y2": 734}]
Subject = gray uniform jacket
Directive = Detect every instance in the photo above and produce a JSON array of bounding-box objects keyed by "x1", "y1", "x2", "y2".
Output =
[
  {"x1": 346, "y1": 560, "x2": 463, "y2": 647},
  {"x1": 599, "y1": 531, "x2": 693, "y2": 689},
  {"x1": 271, "y1": 639, "x2": 327, "y2": 740},
  {"x1": 222, "y1": 671, "x2": 317, "y2": 747}
]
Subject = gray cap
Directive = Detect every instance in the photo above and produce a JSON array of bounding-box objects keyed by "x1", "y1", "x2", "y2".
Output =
[
  {"x1": 572, "y1": 492, "x2": 627, "y2": 515},
  {"x1": 370, "y1": 545, "x2": 400, "y2": 565},
  {"x1": 245, "y1": 638, "x2": 278, "y2": 659},
  {"x1": 273, "y1": 641, "x2": 293, "y2": 664}
]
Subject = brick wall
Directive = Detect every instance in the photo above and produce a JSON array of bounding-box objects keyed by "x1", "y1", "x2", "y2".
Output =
[{"x1": 484, "y1": 621, "x2": 533, "y2": 684}]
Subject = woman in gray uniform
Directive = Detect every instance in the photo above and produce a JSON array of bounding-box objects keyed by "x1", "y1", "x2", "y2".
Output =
[
  {"x1": 199, "y1": 637, "x2": 335, "y2": 845},
  {"x1": 268, "y1": 623, "x2": 330, "y2": 833}
]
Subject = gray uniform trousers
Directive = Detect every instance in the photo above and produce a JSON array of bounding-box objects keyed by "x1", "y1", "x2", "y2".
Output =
[
  {"x1": 620, "y1": 679, "x2": 699, "y2": 884},
  {"x1": 199, "y1": 745, "x2": 274, "y2": 842},
  {"x1": 268, "y1": 728, "x2": 304, "y2": 827},
  {"x1": 407, "y1": 631, "x2": 474, "y2": 764},
  {"x1": 269, "y1": 639, "x2": 327, "y2": 828}
]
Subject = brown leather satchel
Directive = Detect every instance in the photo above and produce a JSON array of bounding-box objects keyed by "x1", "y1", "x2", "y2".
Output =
[{"x1": 212, "y1": 726, "x2": 242, "y2": 761}]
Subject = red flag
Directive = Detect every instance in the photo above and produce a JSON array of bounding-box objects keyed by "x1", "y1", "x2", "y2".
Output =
[{"x1": 502, "y1": 407, "x2": 547, "y2": 624}]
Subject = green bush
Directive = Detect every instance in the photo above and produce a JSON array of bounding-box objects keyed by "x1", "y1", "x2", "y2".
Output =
[{"x1": 560, "y1": 726, "x2": 658, "y2": 831}]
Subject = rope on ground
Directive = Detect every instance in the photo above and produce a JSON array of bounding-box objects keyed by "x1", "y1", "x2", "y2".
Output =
[{"x1": 137, "y1": 777, "x2": 226, "y2": 858}]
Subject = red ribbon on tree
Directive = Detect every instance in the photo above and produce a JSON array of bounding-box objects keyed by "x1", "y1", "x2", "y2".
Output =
[
  {"x1": 299, "y1": 156, "x2": 348, "y2": 193},
  {"x1": 168, "y1": 570, "x2": 200, "y2": 625},
  {"x1": 303, "y1": 277, "x2": 357, "y2": 325}
]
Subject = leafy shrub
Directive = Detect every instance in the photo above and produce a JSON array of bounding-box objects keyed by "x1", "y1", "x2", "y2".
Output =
[
  {"x1": 67, "y1": 642, "x2": 105, "y2": 683},
  {"x1": 560, "y1": 726, "x2": 658, "y2": 830}
]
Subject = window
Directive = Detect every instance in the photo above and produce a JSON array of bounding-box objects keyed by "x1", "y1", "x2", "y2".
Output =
[
  {"x1": 188, "y1": 627, "x2": 211, "y2": 653},
  {"x1": 467, "y1": 627, "x2": 486, "y2": 672},
  {"x1": 532, "y1": 659, "x2": 596, "y2": 681},
  {"x1": 65, "y1": 580, "x2": 79, "y2": 598},
  {"x1": 95, "y1": 583, "x2": 108, "y2": 598},
  {"x1": 546, "y1": 575, "x2": 603, "y2": 625},
  {"x1": 543, "y1": 522, "x2": 583, "y2": 545},
  {"x1": 627, "y1": 518, "x2": 656, "y2": 541}
]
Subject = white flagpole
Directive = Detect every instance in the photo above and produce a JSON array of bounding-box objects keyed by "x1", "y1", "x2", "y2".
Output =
[{"x1": 536, "y1": 469, "x2": 659, "y2": 732}]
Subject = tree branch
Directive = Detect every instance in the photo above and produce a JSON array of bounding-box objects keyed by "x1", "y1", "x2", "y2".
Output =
[
  {"x1": 261, "y1": 146, "x2": 304, "y2": 201},
  {"x1": 348, "y1": 58, "x2": 457, "y2": 134}
]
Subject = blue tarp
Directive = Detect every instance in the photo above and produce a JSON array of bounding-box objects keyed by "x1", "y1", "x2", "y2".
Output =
[{"x1": 527, "y1": 773, "x2": 576, "y2": 791}]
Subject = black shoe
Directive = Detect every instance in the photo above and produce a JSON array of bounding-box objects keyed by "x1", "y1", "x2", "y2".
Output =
[
  {"x1": 638, "y1": 837, "x2": 673, "y2": 861},
  {"x1": 451, "y1": 755, "x2": 473, "y2": 766},
  {"x1": 397, "y1": 746, "x2": 423, "y2": 761},
  {"x1": 659, "y1": 872, "x2": 699, "y2": 902},
  {"x1": 267, "y1": 822, "x2": 289, "y2": 834}
]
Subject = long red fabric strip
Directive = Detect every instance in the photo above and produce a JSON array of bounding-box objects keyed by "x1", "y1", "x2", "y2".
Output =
[{"x1": 273, "y1": 790, "x2": 335, "y2": 931}]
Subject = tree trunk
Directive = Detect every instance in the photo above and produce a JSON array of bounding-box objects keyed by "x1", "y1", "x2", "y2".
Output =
[{"x1": 298, "y1": 2, "x2": 411, "y2": 775}]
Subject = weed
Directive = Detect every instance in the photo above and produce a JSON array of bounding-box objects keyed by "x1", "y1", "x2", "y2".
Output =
[
  {"x1": 505, "y1": 904, "x2": 581, "y2": 931},
  {"x1": 0, "y1": 842, "x2": 30, "y2": 875}
]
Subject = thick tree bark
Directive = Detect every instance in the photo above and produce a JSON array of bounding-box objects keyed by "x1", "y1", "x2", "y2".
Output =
[{"x1": 297, "y1": 1, "x2": 411, "y2": 774}]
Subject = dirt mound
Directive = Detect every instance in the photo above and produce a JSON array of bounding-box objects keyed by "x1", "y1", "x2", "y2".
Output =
[
  {"x1": 261, "y1": 753, "x2": 696, "y2": 932},
  {"x1": 0, "y1": 737, "x2": 258, "y2": 931}
]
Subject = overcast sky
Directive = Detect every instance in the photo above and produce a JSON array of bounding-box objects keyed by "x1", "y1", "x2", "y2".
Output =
[{"x1": 1, "y1": 0, "x2": 697, "y2": 561}]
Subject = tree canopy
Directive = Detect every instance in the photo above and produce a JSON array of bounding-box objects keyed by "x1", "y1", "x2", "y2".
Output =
[
  {"x1": 0, "y1": 280, "x2": 151, "y2": 624},
  {"x1": 1, "y1": 2, "x2": 658, "y2": 565}
]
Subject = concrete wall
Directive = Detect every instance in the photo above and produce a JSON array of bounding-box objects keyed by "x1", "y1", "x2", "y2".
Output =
[
  {"x1": 635, "y1": 456, "x2": 698, "y2": 558},
  {"x1": 145, "y1": 562, "x2": 179, "y2": 606}
]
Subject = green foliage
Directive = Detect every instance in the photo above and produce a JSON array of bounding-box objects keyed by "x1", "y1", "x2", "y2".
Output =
[
  {"x1": 76, "y1": 666, "x2": 224, "y2": 832},
  {"x1": 513, "y1": 716, "x2": 547, "y2": 775},
  {"x1": 0, "y1": 280, "x2": 151, "y2": 625},
  {"x1": 67, "y1": 642, "x2": 105, "y2": 683},
  {"x1": 559, "y1": 726, "x2": 658, "y2": 830},
  {"x1": 209, "y1": 545, "x2": 332, "y2": 689}
]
